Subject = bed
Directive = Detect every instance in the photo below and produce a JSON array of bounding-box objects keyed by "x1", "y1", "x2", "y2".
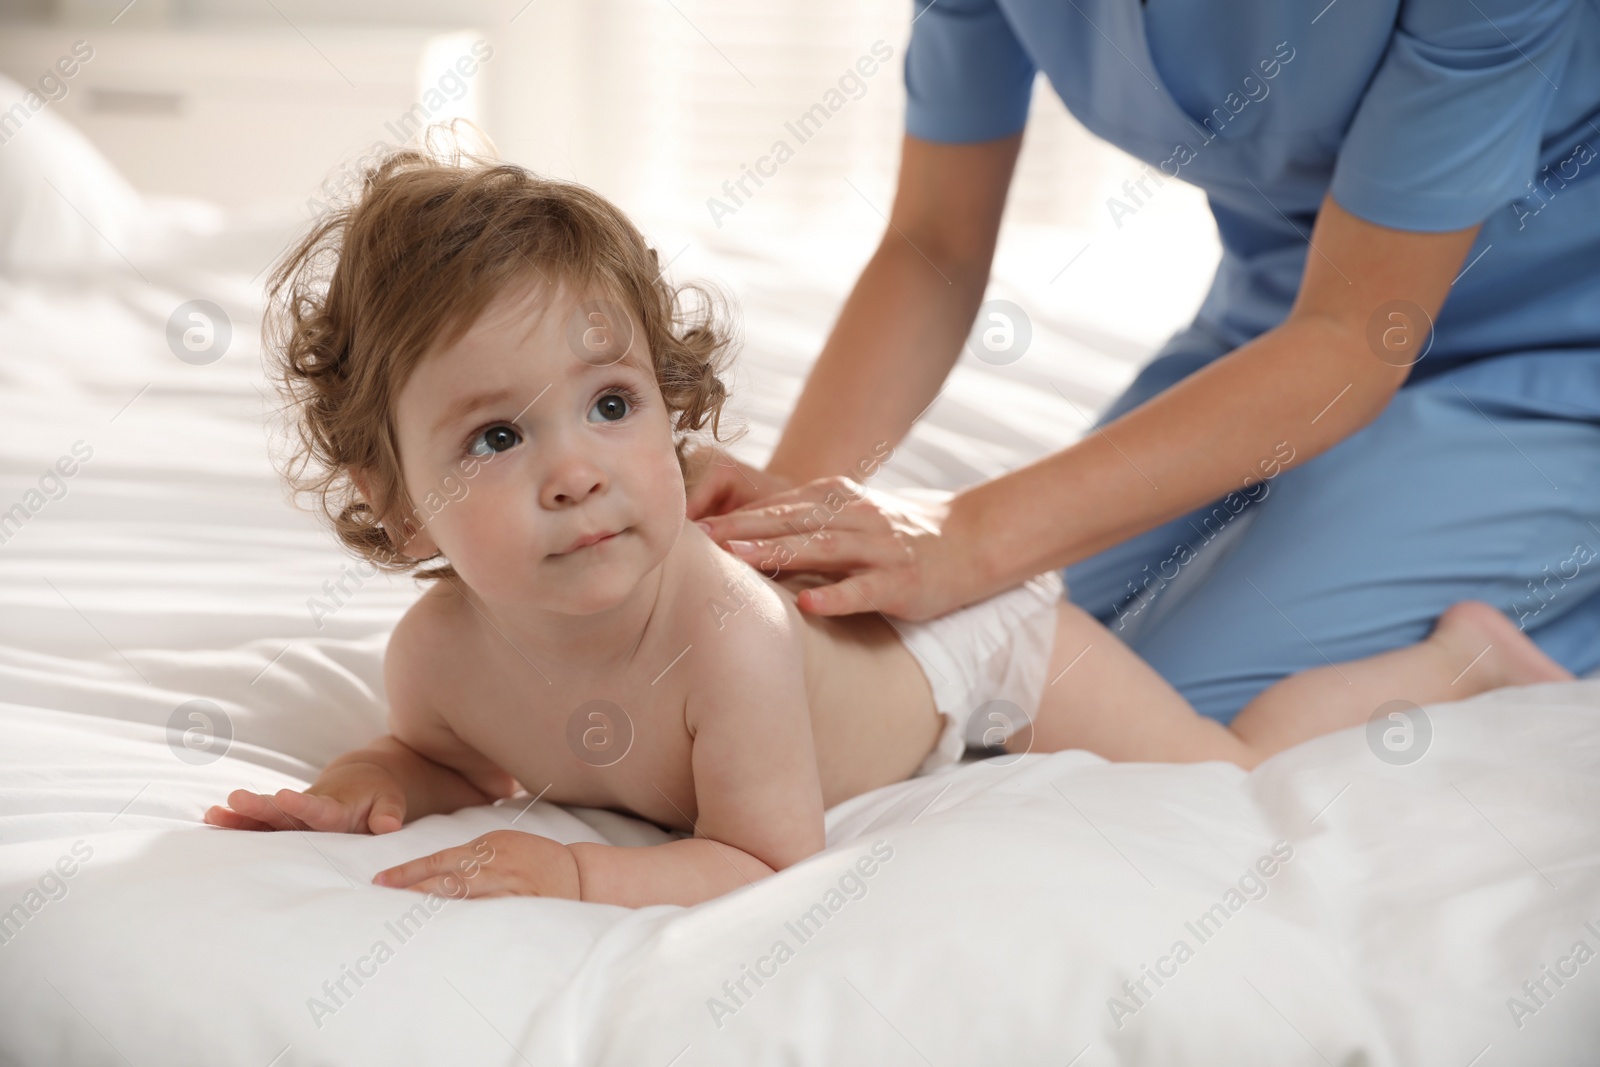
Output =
[{"x1": 3, "y1": 93, "x2": 1599, "y2": 1067}]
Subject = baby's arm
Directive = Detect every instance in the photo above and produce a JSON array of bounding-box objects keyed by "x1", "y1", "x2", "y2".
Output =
[
  {"x1": 206, "y1": 607, "x2": 519, "y2": 834},
  {"x1": 569, "y1": 614, "x2": 827, "y2": 905},
  {"x1": 376, "y1": 604, "x2": 827, "y2": 907},
  {"x1": 206, "y1": 732, "x2": 512, "y2": 834}
]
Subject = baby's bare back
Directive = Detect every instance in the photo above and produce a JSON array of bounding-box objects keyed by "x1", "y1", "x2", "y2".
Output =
[{"x1": 396, "y1": 528, "x2": 942, "y2": 832}]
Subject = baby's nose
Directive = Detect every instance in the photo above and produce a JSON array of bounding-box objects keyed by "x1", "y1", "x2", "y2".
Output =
[{"x1": 542, "y1": 456, "x2": 607, "y2": 507}]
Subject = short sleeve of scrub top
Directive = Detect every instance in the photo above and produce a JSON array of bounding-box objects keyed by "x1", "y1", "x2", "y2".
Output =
[
  {"x1": 1328, "y1": 0, "x2": 1581, "y2": 232},
  {"x1": 903, "y1": 0, "x2": 1036, "y2": 144}
]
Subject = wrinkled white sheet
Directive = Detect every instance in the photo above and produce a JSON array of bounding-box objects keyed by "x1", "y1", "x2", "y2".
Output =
[{"x1": 2, "y1": 204, "x2": 1598, "y2": 1067}]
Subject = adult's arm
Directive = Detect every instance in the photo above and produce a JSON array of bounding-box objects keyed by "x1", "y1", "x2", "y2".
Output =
[
  {"x1": 955, "y1": 195, "x2": 1480, "y2": 596},
  {"x1": 702, "y1": 179, "x2": 1481, "y2": 618}
]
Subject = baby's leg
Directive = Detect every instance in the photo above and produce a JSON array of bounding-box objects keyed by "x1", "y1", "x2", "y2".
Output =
[
  {"x1": 1012, "y1": 599, "x2": 1571, "y2": 769},
  {"x1": 1008, "y1": 598, "x2": 1256, "y2": 765},
  {"x1": 1227, "y1": 600, "x2": 1571, "y2": 764}
]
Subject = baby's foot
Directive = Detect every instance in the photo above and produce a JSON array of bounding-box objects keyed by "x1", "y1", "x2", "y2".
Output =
[{"x1": 1430, "y1": 600, "x2": 1574, "y2": 692}]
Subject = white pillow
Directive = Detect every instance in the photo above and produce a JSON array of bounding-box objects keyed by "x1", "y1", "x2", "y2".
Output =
[{"x1": 0, "y1": 72, "x2": 146, "y2": 274}]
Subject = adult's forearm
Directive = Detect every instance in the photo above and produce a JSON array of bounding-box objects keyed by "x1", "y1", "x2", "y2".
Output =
[
  {"x1": 569, "y1": 837, "x2": 777, "y2": 907},
  {"x1": 765, "y1": 237, "x2": 988, "y2": 484},
  {"x1": 958, "y1": 314, "x2": 1408, "y2": 593}
]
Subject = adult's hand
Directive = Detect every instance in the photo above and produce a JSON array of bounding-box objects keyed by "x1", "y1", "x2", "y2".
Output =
[
  {"x1": 684, "y1": 445, "x2": 795, "y2": 521},
  {"x1": 694, "y1": 477, "x2": 979, "y2": 621}
]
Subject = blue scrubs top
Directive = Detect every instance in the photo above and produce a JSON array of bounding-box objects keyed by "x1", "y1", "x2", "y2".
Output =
[{"x1": 905, "y1": 0, "x2": 1600, "y2": 413}]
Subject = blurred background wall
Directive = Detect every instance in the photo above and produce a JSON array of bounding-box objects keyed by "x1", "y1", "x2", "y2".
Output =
[{"x1": 0, "y1": 0, "x2": 1220, "y2": 352}]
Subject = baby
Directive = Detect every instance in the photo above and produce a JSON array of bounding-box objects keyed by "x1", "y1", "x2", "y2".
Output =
[{"x1": 207, "y1": 145, "x2": 1572, "y2": 907}]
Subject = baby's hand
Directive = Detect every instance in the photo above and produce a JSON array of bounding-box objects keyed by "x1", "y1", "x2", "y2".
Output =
[
  {"x1": 372, "y1": 830, "x2": 580, "y2": 900},
  {"x1": 204, "y1": 761, "x2": 407, "y2": 835}
]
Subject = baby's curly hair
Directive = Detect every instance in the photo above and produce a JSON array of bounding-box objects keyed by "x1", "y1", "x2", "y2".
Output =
[{"x1": 263, "y1": 132, "x2": 736, "y2": 584}]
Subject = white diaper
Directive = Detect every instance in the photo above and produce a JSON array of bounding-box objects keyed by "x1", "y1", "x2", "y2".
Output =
[{"x1": 896, "y1": 570, "x2": 1065, "y2": 776}]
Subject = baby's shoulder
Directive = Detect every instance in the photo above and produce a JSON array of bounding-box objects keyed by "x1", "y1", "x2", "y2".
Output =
[
  {"x1": 390, "y1": 580, "x2": 467, "y2": 651},
  {"x1": 383, "y1": 582, "x2": 470, "y2": 723},
  {"x1": 672, "y1": 540, "x2": 810, "y2": 698},
  {"x1": 677, "y1": 536, "x2": 798, "y2": 643}
]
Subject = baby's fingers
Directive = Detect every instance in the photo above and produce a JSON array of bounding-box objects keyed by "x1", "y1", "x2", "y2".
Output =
[
  {"x1": 220, "y1": 788, "x2": 311, "y2": 831},
  {"x1": 367, "y1": 793, "x2": 405, "y2": 835},
  {"x1": 271, "y1": 789, "x2": 361, "y2": 833},
  {"x1": 203, "y1": 804, "x2": 276, "y2": 832},
  {"x1": 372, "y1": 848, "x2": 450, "y2": 889},
  {"x1": 403, "y1": 874, "x2": 485, "y2": 899}
]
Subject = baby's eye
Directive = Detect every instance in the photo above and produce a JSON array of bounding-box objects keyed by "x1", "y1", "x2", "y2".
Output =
[
  {"x1": 467, "y1": 424, "x2": 521, "y2": 457},
  {"x1": 589, "y1": 391, "x2": 632, "y2": 423}
]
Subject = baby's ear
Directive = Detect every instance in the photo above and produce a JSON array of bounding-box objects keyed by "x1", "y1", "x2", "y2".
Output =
[
  {"x1": 349, "y1": 465, "x2": 376, "y2": 508},
  {"x1": 350, "y1": 464, "x2": 440, "y2": 560}
]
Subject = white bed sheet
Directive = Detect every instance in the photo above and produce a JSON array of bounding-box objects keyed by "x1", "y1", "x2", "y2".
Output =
[{"x1": 2, "y1": 201, "x2": 1598, "y2": 1067}]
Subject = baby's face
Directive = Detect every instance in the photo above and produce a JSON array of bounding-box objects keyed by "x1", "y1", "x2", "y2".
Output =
[{"x1": 389, "y1": 276, "x2": 686, "y2": 615}]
